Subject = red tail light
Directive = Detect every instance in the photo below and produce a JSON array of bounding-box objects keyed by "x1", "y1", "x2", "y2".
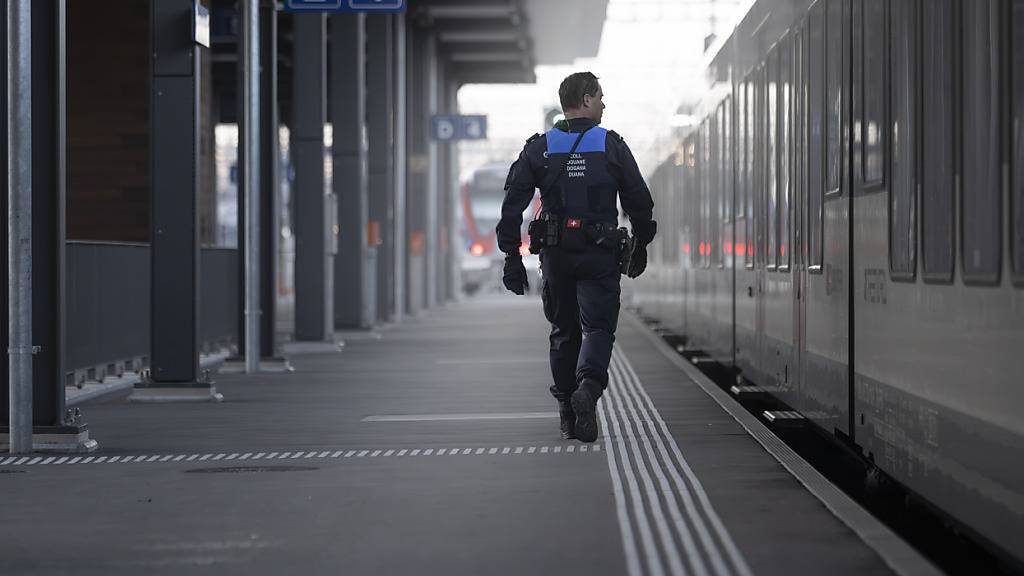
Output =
[{"x1": 470, "y1": 242, "x2": 485, "y2": 257}]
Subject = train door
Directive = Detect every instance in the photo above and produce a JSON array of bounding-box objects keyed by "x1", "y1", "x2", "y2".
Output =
[{"x1": 754, "y1": 64, "x2": 767, "y2": 384}]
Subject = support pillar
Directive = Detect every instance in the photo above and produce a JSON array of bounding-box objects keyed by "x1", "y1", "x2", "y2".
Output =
[
  {"x1": 425, "y1": 32, "x2": 439, "y2": 309},
  {"x1": 445, "y1": 79, "x2": 460, "y2": 302},
  {"x1": 366, "y1": 15, "x2": 394, "y2": 323},
  {"x1": 330, "y1": 13, "x2": 369, "y2": 329},
  {"x1": 392, "y1": 14, "x2": 406, "y2": 321},
  {"x1": 134, "y1": 0, "x2": 221, "y2": 403},
  {"x1": 258, "y1": 1, "x2": 279, "y2": 357},
  {"x1": 406, "y1": 26, "x2": 428, "y2": 315},
  {"x1": 2, "y1": 0, "x2": 96, "y2": 451},
  {"x1": 292, "y1": 13, "x2": 332, "y2": 341}
]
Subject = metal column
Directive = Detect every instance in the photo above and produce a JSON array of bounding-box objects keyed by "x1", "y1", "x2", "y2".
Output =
[
  {"x1": 292, "y1": 14, "x2": 332, "y2": 341},
  {"x1": 406, "y1": 26, "x2": 427, "y2": 315},
  {"x1": 241, "y1": 0, "x2": 260, "y2": 373},
  {"x1": 446, "y1": 79, "x2": 461, "y2": 302},
  {"x1": 425, "y1": 31, "x2": 438, "y2": 309},
  {"x1": 3, "y1": 0, "x2": 94, "y2": 451},
  {"x1": 392, "y1": 14, "x2": 406, "y2": 321},
  {"x1": 366, "y1": 15, "x2": 394, "y2": 323},
  {"x1": 330, "y1": 13, "x2": 369, "y2": 329},
  {"x1": 135, "y1": 0, "x2": 221, "y2": 402}
]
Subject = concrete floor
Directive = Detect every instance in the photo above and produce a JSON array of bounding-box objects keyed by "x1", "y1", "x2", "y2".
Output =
[{"x1": 0, "y1": 295, "x2": 895, "y2": 575}]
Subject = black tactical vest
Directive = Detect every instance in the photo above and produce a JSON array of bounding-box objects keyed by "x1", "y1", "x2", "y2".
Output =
[{"x1": 543, "y1": 126, "x2": 618, "y2": 225}]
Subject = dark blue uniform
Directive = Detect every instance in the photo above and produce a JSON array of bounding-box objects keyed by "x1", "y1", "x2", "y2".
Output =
[{"x1": 496, "y1": 117, "x2": 656, "y2": 403}]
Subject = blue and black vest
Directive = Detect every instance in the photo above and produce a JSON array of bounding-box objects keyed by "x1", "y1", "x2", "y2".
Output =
[{"x1": 543, "y1": 127, "x2": 618, "y2": 225}]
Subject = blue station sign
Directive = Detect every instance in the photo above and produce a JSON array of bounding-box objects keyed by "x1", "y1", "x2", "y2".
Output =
[
  {"x1": 283, "y1": 0, "x2": 406, "y2": 13},
  {"x1": 431, "y1": 115, "x2": 488, "y2": 142}
]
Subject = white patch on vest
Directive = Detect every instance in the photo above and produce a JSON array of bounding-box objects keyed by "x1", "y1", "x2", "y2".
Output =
[{"x1": 567, "y1": 153, "x2": 587, "y2": 179}]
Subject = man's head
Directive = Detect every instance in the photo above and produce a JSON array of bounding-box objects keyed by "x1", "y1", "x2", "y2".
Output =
[{"x1": 559, "y1": 71, "x2": 604, "y2": 124}]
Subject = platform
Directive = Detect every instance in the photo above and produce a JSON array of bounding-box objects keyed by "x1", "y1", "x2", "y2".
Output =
[{"x1": 0, "y1": 295, "x2": 935, "y2": 575}]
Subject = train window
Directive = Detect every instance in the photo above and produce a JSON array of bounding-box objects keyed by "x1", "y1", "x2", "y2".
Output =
[
  {"x1": 889, "y1": 0, "x2": 916, "y2": 279},
  {"x1": 962, "y1": 0, "x2": 1002, "y2": 283},
  {"x1": 779, "y1": 36, "x2": 793, "y2": 271},
  {"x1": 1014, "y1": 0, "x2": 1024, "y2": 281},
  {"x1": 863, "y1": 0, "x2": 887, "y2": 185},
  {"x1": 737, "y1": 88, "x2": 746, "y2": 223},
  {"x1": 746, "y1": 77, "x2": 756, "y2": 269},
  {"x1": 722, "y1": 99, "x2": 732, "y2": 226},
  {"x1": 767, "y1": 49, "x2": 779, "y2": 270},
  {"x1": 825, "y1": 0, "x2": 842, "y2": 194},
  {"x1": 921, "y1": 0, "x2": 954, "y2": 281},
  {"x1": 808, "y1": 1, "x2": 825, "y2": 270},
  {"x1": 702, "y1": 120, "x2": 711, "y2": 269},
  {"x1": 710, "y1": 110, "x2": 721, "y2": 267}
]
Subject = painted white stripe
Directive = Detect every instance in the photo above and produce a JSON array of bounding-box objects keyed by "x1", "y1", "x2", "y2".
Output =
[
  {"x1": 14, "y1": 457, "x2": 29, "y2": 465},
  {"x1": 488, "y1": 448, "x2": 498, "y2": 455},
  {"x1": 108, "y1": 456, "x2": 122, "y2": 463},
  {"x1": 384, "y1": 450, "x2": 395, "y2": 457},
  {"x1": 362, "y1": 412, "x2": 557, "y2": 422},
  {"x1": 425, "y1": 449, "x2": 435, "y2": 455},
  {"x1": 318, "y1": 451, "x2": 331, "y2": 458},
  {"x1": 502, "y1": 447, "x2": 511, "y2": 455},
  {"x1": 609, "y1": 355, "x2": 706, "y2": 576},
  {"x1": 344, "y1": 451, "x2": 356, "y2": 458},
  {"x1": 330, "y1": 451, "x2": 344, "y2": 458},
  {"x1": 462, "y1": 448, "x2": 473, "y2": 455},
  {"x1": 187, "y1": 455, "x2": 198, "y2": 462},
  {"x1": 240, "y1": 453, "x2": 254, "y2": 460},
  {"x1": 226, "y1": 454, "x2": 239, "y2": 460},
  {"x1": 357, "y1": 450, "x2": 369, "y2": 457},
  {"x1": 597, "y1": 382, "x2": 644, "y2": 576},
  {"x1": 434, "y1": 358, "x2": 546, "y2": 365},
  {"x1": 617, "y1": 349, "x2": 753, "y2": 576},
  {"x1": 0, "y1": 457, "x2": 15, "y2": 465},
  {"x1": 594, "y1": 444, "x2": 602, "y2": 452},
  {"x1": 410, "y1": 449, "x2": 421, "y2": 456},
  {"x1": 541, "y1": 446, "x2": 549, "y2": 454},
  {"x1": 145, "y1": 455, "x2": 160, "y2": 462},
  {"x1": 40, "y1": 457, "x2": 56, "y2": 465},
  {"x1": 212, "y1": 454, "x2": 226, "y2": 461},
  {"x1": 27, "y1": 457, "x2": 42, "y2": 465},
  {"x1": 253, "y1": 452, "x2": 266, "y2": 460},
  {"x1": 371, "y1": 450, "x2": 382, "y2": 457},
  {"x1": 515, "y1": 447, "x2": 523, "y2": 454},
  {"x1": 266, "y1": 452, "x2": 279, "y2": 459},
  {"x1": 160, "y1": 455, "x2": 174, "y2": 462},
  {"x1": 567, "y1": 445, "x2": 576, "y2": 453},
  {"x1": 174, "y1": 455, "x2": 186, "y2": 462},
  {"x1": 55, "y1": 457, "x2": 70, "y2": 464},
  {"x1": 199, "y1": 454, "x2": 212, "y2": 461},
  {"x1": 601, "y1": 367, "x2": 669, "y2": 576},
  {"x1": 81, "y1": 457, "x2": 95, "y2": 464},
  {"x1": 397, "y1": 449, "x2": 408, "y2": 456},
  {"x1": 304, "y1": 451, "x2": 318, "y2": 458},
  {"x1": 475, "y1": 448, "x2": 485, "y2": 455},
  {"x1": 528, "y1": 447, "x2": 536, "y2": 454},
  {"x1": 94, "y1": 456, "x2": 108, "y2": 463}
]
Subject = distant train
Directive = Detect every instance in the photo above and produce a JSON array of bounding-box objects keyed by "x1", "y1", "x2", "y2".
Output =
[
  {"x1": 631, "y1": 0, "x2": 1024, "y2": 566},
  {"x1": 459, "y1": 162, "x2": 540, "y2": 294}
]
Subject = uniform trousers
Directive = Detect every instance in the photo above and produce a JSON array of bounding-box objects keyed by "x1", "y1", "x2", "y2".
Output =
[{"x1": 539, "y1": 244, "x2": 621, "y2": 402}]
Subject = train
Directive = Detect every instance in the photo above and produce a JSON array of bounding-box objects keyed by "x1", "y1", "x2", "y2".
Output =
[
  {"x1": 459, "y1": 162, "x2": 540, "y2": 294},
  {"x1": 630, "y1": 0, "x2": 1024, "y2": 567}
]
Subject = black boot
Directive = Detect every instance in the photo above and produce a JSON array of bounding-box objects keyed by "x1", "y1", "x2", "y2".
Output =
[
  {"x1": 571, "y1": 380, "x2": 600, "y2": 443},
  {"x1": 558, "y1": 401, "x2": 576, "y2": 440}
]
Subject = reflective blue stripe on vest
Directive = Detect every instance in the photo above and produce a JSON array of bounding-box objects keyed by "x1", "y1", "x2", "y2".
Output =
[{"x1": 545, "y1": 126, "x2": 607, "y2": 154}]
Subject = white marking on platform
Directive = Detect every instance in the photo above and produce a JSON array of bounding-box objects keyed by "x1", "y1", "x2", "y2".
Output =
[
  {"x1": 344, "y1": 451, "x2": 356, "y2": 458},
  {"x1": 240, "y1": 453, "x2": 253, "y2": 460},
  {"x1": 330, "y1": 451, "x2": 344, "y2": 458},
  {"x1": 384, "y1": 450, "x2": 395, "y2": 457},
  {"x1": 357, "y1": 450, "x2": 369, "y2": 457},
  {"x1": 411, "y1": 449, "x2": 421, "y2": 456},
  {"x1": 397, "y1": 449, "x2": 408, "y2": 456},
  {"x1": 425, "y1": 449, "x2": 436, "y2": 455},
  {"x1": 434, "y1": 358, "x2": 546, "y2": 365},
  {"x1": 568, "y1": 445, "x2": 576, "y2": 453},
  {"x1": 362, "y1": 412, "x2": 558, "y2": 422}
]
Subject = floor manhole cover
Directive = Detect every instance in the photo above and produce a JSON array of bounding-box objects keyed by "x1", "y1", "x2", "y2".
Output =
[{"x1": 184, "y1": 465, "x2": 318, "y2": 474}]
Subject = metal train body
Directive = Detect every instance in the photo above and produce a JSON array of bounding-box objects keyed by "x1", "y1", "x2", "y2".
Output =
[{"x1": 631, "y1": 0, "x2": 1024, "y2": 564}]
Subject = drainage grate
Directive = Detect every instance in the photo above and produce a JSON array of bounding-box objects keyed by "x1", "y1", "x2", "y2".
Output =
[{"x1": 184, "y1": 465, "x2": 319, "y2": 474}]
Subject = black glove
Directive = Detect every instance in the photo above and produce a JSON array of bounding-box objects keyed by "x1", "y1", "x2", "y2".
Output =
[
  {"x1": 626, "y1": 241, "x2": 648, "y2": 279},
  {"x1": 502, "y1": 254, "x2": 529, "y2": 295}
]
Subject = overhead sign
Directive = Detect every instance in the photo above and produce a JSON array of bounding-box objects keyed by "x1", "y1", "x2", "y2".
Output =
[
  {"x1": 283, "y1": 0, "x2": 406, "y2": 13},
  {"x1": 193, "y1": 2, "x2": 210, "y2": 48},
  {"x1": 431, "y1": 115, "x2": 488, "y2": 142}
]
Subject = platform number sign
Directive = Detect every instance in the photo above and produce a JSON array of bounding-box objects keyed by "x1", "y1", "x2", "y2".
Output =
[
  {"x1": 431, "y1": 115, "x2": 488, "y2": 142},
  {"x1": 283, "y1": 0, "x2": 406, "y2": 13}
]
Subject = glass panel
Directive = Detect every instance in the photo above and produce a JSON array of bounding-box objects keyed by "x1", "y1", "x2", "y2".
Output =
[
  {"x1": 809, "y1": 2, "x2": 825, "y2": 268},
  {"x1": 710, "y1": 112, "x2": 721, "y2": 266},
  {"x1": 767, "y1": 51, "x2": 778, "y2": 269},
  {"x1": 890, "y1": 0, "x2": 916, "y2": 277},
  {"x1": 921, "y1": 0, "x2": 954, "y2": 279},
  {"x1": 1014, "y1": 0, "x2": 1024, "y2": 278},
  {"x1": 826, "y1": 0, "x2": 843, "y2": 192},
  {"x1": 864, "y1": 0, "x2": 887, "y2": 184},
  {"x1": 780, "y1": 38, "x2": 792, "y2": 268},
  {"x1": 962, "y1": 0, "x2": 1001, "y2": 281}
]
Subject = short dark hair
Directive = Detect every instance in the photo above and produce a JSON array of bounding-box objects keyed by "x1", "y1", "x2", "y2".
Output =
[{"x1": 559, "y1": 72, "x2": 600, "y2": 112}]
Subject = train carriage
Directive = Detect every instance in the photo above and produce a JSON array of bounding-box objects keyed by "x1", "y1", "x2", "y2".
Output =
[{"x1": 632, "y1": 0, "x2": 1024, "y2": 566}]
